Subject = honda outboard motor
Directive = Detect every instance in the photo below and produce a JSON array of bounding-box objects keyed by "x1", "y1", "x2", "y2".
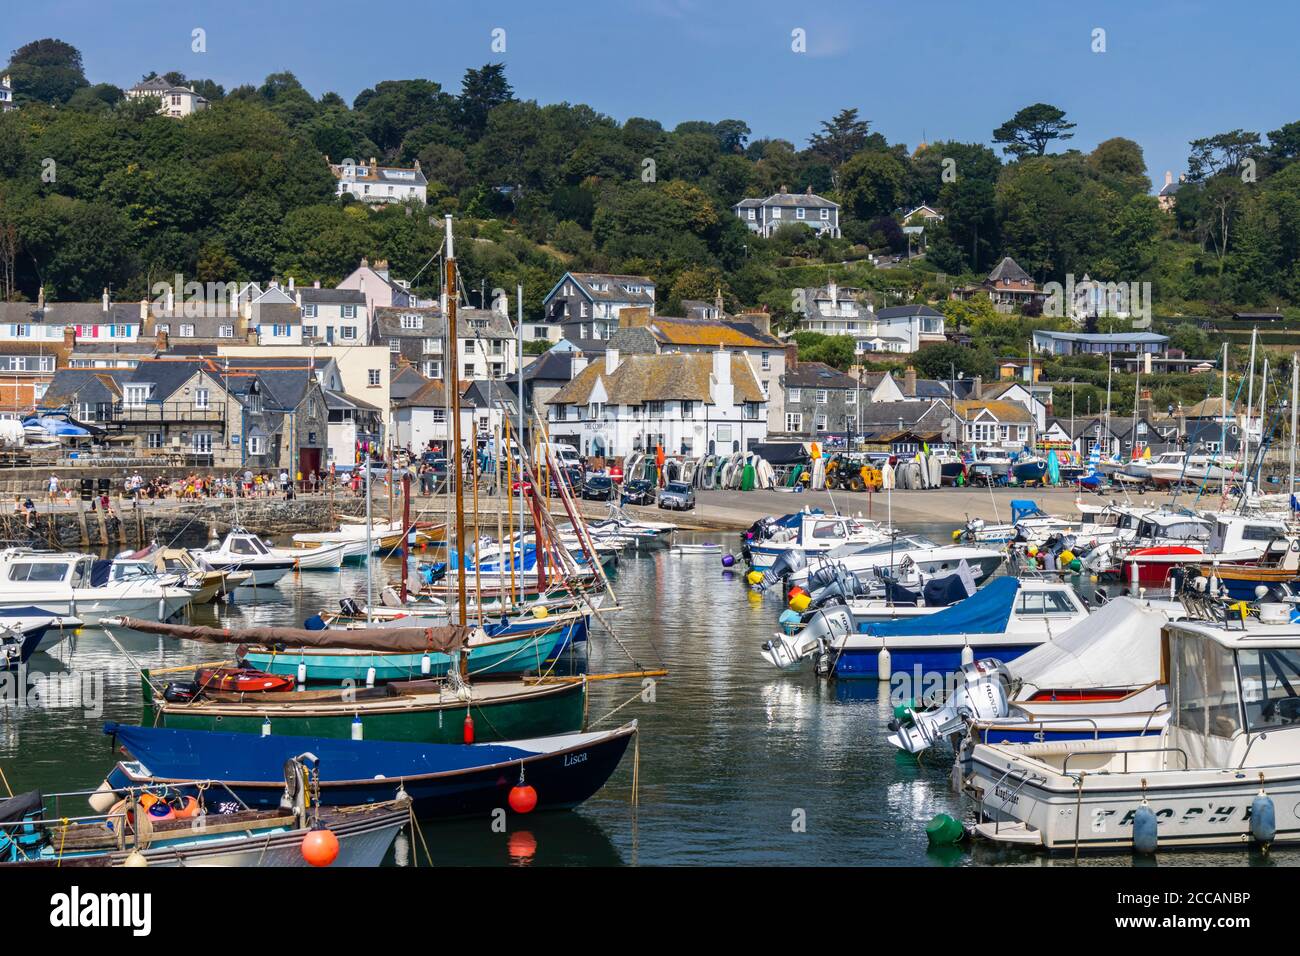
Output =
[
  {"x1": 807, "y1": 568, "x2": 869, "y2": 610},
  {"x1": 760, "y1": 605, "x2": 854, "y2": 669},
  {"x1": 755, "y1": 547, "x2": 807, "y2": 591},
  {"x1": 886, "y1": 658, "x2": 1012, "y2": 754}
]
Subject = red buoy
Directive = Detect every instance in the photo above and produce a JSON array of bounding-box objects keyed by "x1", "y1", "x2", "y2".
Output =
[
  {"x1": 463, "y1": 713, "x2": 475, "y2": 744},
  {"x1": 301, "y1": 828, "x2": 340, "y2": 867},
  {"x1": 508, "y1": 783, "x2": 538, "y2": 814},
  {"x1": 788, "y1": 586, "x2": 805, "y2": 600}
]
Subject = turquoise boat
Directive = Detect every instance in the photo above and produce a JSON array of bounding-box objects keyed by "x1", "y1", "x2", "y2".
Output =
[{"x1": 243, "y1": 626, "x2": 569, "y2": 684}]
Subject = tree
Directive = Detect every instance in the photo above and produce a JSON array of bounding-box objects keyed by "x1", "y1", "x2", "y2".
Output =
[
  {"x1": 911, "y1": 341, "x2": 996, "y2": 381},
  {"x1": 839, "y1": 151, "x2": 905, "y2": 221},
  {"x1": 4, "y1": 38, "x2": 88, "y2": 105},
  {"x1": 459, "y1": 64, "x2": 514, "y2": 139},
  {"x1": 1187, "y1": 130, "x2": 1261, "y2": 181},
  {"x1": 808, "y1": 108, "x2": 871, "y2": 185},
  {"x1": 992, "y1": 103, "x2": 1076, "y2": 158}
]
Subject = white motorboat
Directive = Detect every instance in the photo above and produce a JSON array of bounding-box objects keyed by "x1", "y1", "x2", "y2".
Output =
[
  {"x1": 748, "y1": 512, "x2": 890, "y2": 571},
  {"x1": 191, "y1": 530, "x2": 295, "y2": 587},
  {"x1": 889, "y1": 597, "x2": 1179, "y2": 755},
  {"x1": 964, "y1": 602, "x2": 1300, "y2": 851},
  {"x1": 0, "y1": 549, "x2": 191, "y2": 625},
  {"x1": 1145, "y1": 451, "x2": 1242, "y2": 487}
]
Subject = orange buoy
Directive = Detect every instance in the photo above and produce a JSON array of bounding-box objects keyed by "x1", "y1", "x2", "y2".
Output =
[
  {"x1": 301, "y1": 828, "x2": 340, "y2": 867},
  {"x1": 171, "y1": 796, "x2": 200, "y2": 819},
  {"x1": 463, "y1": 713, "x2": 475, "y2": 744},
  {"x1": 787, "y1": 586, "x2": 805, "y2": 600},
  {"x1": 508, "y1": 783, "x2": 538, "y2": 814}
]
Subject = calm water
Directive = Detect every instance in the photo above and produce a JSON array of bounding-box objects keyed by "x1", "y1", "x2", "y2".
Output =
[{"x1": 2, "y1": 529, "x2": 1297, "y2": 867}]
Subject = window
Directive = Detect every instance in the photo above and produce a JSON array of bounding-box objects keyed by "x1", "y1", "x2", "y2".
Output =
[
  {"x1": 816, "y1": 389, "x2": 828, "y2": 404},
  {"x1": 788, "y1": 387, "x2": 801, "y2": 402},
  {"x1": 194, "y1": 388, "x2": 209, "y2": 409},
  {"x1": 760, "y1": 351, "x2": 770, "y2": 371},
  {"x1": 401, "y1": 313, "x2": 423, "y2": 330},
  {"x1": 191, "y1": 432, "x2": 213, "y2": 454},
  {"x1": 432, "y1": 408, "x2": 447, "y2": 424},
  {"x1": 422, "y1": 360, "x2": 442, "y2": 378},
  {"x1": 680, "y1": 400, "x2": 695, "y2": 418},
  {"x1": 125, "y1": 384, "x2": 151, "y2": 407},
  {"x1": 743, "y1": 402, "x2": 761, "y2": 421},
  {"x1": 588, "y1": 402, "x2": 604, "y2": 419},
  {"x1": 1239, "y1": 648, "x2": 1300, "y2": 732},
  {"x1": 845, "y1": 391, "x2": 857, "y2": 405},
  {"x1": 1018, "y1": 425, "x2": 1028, "y2": 441},
  {"x1": 114, "y1": 325, "x2": 128, "y2": 338},
  {"x1": 810, "y1": 520, "x2": 846, "y2": 540},
  {"x1": 1017, "y1": 590, "x2": 1079, "y2": 615},
  {"x1": 8, "y1": 562, "x2": 69, "y2": 583},
  {"x1": 179, "y1": 324, "x2": 195, "y2": 337},
  {"x1": 647, "y1": 400, "x2": 665, "y2": 418},
  {"x1": 1172, "y1": 635, "x2": 1240, "y2": 738},
  {"x1": 815, "y1": 414, "x2": 828, "y2": 431},
  {"x1": 368, "y1": 369, "x2": 381, "y2": 387},
  {"x1": 796, "y1": 208, "x2": 806, "y2": 220},
  {"x1": 389, "y1": 339, "x2": 401, "y2": 353},
  {"x1": 156, "y1": 324, "x2": 170, "y2": 335},
  {"x1": 820, "y1": 208, "x2": 830, "y2": 221},
  {"x1": 463, "y1": 363, "x2": 474, "y2": 378},
  {"x1": 248, "y1": 435, "x2": 265, "y2": 455},
  {"x1": 772, "y1": 208, "x2": 782, "y2": 219},
  {"x1": 147, "y1": 432, "x2": 163, "y2": 449},
  {"x1": 747, "y1": 209, "x2": 755, "y2": 220},
  {"x1": 303, "y1": 304, "x2": 318, "y2": 318},
  {"x1": 219, "y1": 325, "x2": 234, "y2": 338},
  {"x1": 785, "y1": 412, "x2": 802, "y2": 432}
]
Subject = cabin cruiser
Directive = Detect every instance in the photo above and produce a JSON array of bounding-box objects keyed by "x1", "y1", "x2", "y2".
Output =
[
  {"x1": 747, "y1": 512, "x2": 889, "y2": 571},
  {"x1": 959, "y1": 500, "x2": 1076, "y2": 545},
  {"x1": 1117, "y1": 512, "x2": 1286, "y2": 587},
  {"x1": 761, "y1": 576, "x2": 1091, "y2": 677},
  {"x1": 785, "y1": 536, "x2": 1004, "y2": 590},
  {"x1": 1145, "y1": 451, "x2": 1242, "y2": 487},
  {"x1": 966, "y1": 447, "x2": 1013, "y2": 484},
  {"x1": 150, "y1": 547, "x2": 248, "y2": 601},
  {"x1": 0, "y1": 607, "x2": 83, "y2": 669},
  {"x1": 0, "y1": 548, "x2": 191, "y2": 625},
  {"x1": 963, "y1": 599, "x2": 1300, "y2": 851},
  {"x1": 191, "y1": 529, "x2": 295, "y2": 587},
  {"x1": 888, "y1": 598, "x2": 1179, "y2": 755}
]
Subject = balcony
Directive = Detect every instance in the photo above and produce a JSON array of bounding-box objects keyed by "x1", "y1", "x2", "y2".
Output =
[{"x1": 111, "y1": 401, "x2": 226, "y2": 423}]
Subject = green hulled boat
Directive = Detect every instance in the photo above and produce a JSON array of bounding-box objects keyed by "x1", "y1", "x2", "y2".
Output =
[{"x1": 143, "y1": 675, "x2": 588, "y2": 744}]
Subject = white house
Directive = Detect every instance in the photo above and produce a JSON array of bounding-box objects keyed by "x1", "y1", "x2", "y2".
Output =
[
  {"x1": 330, "y1": 158, "x2": 428, "y2": 205},
  {"x1": 872, "y1": 305, "x2": 946, "y2": 354},
  {"x1": 296, "y1": 286, "x2": 368, "y2": 346},
  {"x1": 733, "y1": 187, "x2": 840, "y2": 238},
  {"x1": 125, "y1": 76, "x2": 209, "y2": 117},
  {"x1": 245, "y1": 285, "x2": 303, "y2": 345},
  {"x1": 796, "y1": 282, "x2": 876, "y2": 342},
  {"x1": 545, "y1": 348, "x2": 768, "y2": 459},
  {"x1": 0, "y1": 290, "x2": 142, "y2": 343},
  {"x1": 0, "y1": 75, "x2": 14, "y2": 112}
]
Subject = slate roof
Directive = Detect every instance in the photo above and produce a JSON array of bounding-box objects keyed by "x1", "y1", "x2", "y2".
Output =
[
  {"x1": 735, "y1": 189, "x2": 838, "y2": 209},
  {"x1": 556, "y1": 273, "x2": 656, "y2": 306},
  {"x1": 857, "y1": 400, "x2": 949, "y2": 427},
  {"x1": 521, "y1": 350, "x2": 577, "y2": 383},
  {"x1": 373, "y1": 306, "x2": 513, "y2": 339},
  {"x1": 987, "y1": 257, "x2": 1033, "y2": 284},
  {"x1": 783, "y1": 361, "x2": 859, "y2": 390},
  {"x1": 389, "y1": 364, "x2": 428, "y2": 402},
  {"x1": 548, "y1": 353, "x2": 765, "y2": 406},
  {"x1": 0, "y1": 302, "x2": 142, "y2": 325},
  {"x1": 43, "y1": 369, "x2": 128, "y2": 405},
  {"x1": 954, "y1": 399, "x2": 1034, "y2": 424},
  {"x1": 877, "y1": 304, "x2": 944, "y2": 320},
  {"x1": 298, "y1": 288, "x2": 366, "y2": 306}
]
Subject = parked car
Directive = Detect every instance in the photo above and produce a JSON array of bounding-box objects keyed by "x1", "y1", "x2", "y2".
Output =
[
  {"x1": 621, "y1": 478, "x2": 655, "y2": 506},
  {"x1": 581, "y1": 473, "x2": 616, "y2": 501},
  {"x1": 658, "y1": 481, "x2": 695, "y2": 511}
]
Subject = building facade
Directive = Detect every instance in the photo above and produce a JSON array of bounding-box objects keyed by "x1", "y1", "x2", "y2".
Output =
[
  {"x1": 733, "y1": 187, "x2": 840, "y2": 238},
  {"x1": 330, "y1": 158, "x2": 428, "y2": 205}
]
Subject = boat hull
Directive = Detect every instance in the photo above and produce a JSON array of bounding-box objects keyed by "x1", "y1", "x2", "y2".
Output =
[{"x1": 152, "y1": 679, "x2": 588, "y2": 743}]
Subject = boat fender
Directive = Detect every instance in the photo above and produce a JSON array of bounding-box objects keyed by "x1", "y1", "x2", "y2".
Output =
[
  {"x1": 351, "y1": 715, "x2": 364, "y2": 741},
  {"x1": 960, "y1": 643, "x2": 974, "y2": 666},
  {"x1": 926, "y1": 813, "x2": 966, "y2": 846},
  {"x1": 302, "y1": 828, "x2": 340, "y2": 867},
  {"x1": 877, "y1": 646, "x2": 892, "y2": 682},
  {"x1": 297, "y1": 661, "x2": 308, "y2": 686},
  {"x1": 365, "y1": 666, "x2": 376, "y2": 688},
  {"x1": 1250, "y1": 791, "x2": 1276, "y2": 847},
  {"x1": 262, "y1": 716, "x2": 272, "y2": 737},
  {"x1": 1132, "y1": 803, "x2": 1158, "y2": 854},
  {"x1": 421, "y1": 653, "x2": 432, "y2": 676},
  {"x1": 88, "y1": 780, "x2": 118, "y2": 814},
  {"x1": 463, "y1": 712, "x2": 475, "y2": 744}
]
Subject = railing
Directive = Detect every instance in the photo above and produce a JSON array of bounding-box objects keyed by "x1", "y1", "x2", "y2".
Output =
[
  {"x1": 1061, "y1": 746, "x2": 1189, "y2": 775},
  {"x1": 111, "y1": 401, "x2": 226, "y2": 423}
]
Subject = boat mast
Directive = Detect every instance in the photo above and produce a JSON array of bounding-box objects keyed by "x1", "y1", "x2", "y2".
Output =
[
  {"x1": 517, "y1": 282, "x2": 525, "y2": 605},
  {"x1": 1244, "y1": 327, "x2": 1257, "y2": 495},
  {"x1": 365, "y1": 453, "x2": 372, "y2": 621},
  {"x1": 1291, "y1": 353, "x2": 1298, "y2": 505},
  {"x1": 1221, "y1": 342, "x2": 1228, "y2": 497},
  {"x1": 445, "y1": 215, "x2": 469, "y2": 626}
]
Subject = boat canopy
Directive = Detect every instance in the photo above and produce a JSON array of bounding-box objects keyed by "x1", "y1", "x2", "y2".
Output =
[
  {"x1": 115, "y1": 617, "x2": 470, "y2": 654},
  {"x1": 861, "y1": 576, "x2": 1019, "y2": 637},
  {"x1": 1010, "y1": 500, "x2": 1046, "y2": 522},
  {"x1": 1008, "y1": 597, "x2": 1170, "y2": 693}
]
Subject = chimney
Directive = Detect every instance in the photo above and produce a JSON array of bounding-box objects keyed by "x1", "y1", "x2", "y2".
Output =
[
  {"x1": 313, "y1": 280, "x2": 321, "y2": 289},
  {"x1": 972, "y1": 375, "x2": 983, "y2": 400},
  {"x1": 165, "y1": 286, "x2": 175, "y2": 312},
  {"x1": 139, "y1": 296, "x2": 149, "y2": 321},
  {"x1": 806, "y1": 185, "x2": 813, "y2": 195},
  {"x1": 904, "y1": 366, "x2": 917, "y2": 398},
  {"x1": 295, "y1": 290, "x2": 302, "y2": 308},
  {"x1": 63, "y1": 327, "x2": 76, "y2": 349},
  {"x1": 619, "y1": 306, "x2": 652, "y2": 329},
  {"x1": 779, "y1": 184, "x2": 788, "y2": 194},
  {"x1": 744, "y1": 311, "x2": 771, "y2": 336},
  {"x1": 374, "y1": 259, "x2": 390, "y2": 279},
  {"x1": 785, "y1": 341, "x2": 798, "y2": 370},
  {"x1": 102, "y1": 288, "x2": 109, "y2": 312},
  {"x1": 361, "y1": 256, "x2": 369, "y2": 269},
  {"x1": 572, "y1": 353, "x2": 589, "y2": 377},
  {"x1": 712, "y1": 347, "x2": 730, "y2": 385},
  {"x1": 288, "y1": 276, "x2": 295, "y2": 291},
  {"x1": 414, "y1": 159, "x2": 421, "y2": 171},
  {"x1": 1163, "y1": 170, "x2": 1173, "y2": 187},
  {"x1": 604, "y1": 347, "x2": 620, "y2": 375},
  {"x1": 155, "y1": 328, "x2": 169, "y2": 352},
  {"x1": 37, "y1": 287, "x2": 44, "y2": 309}
]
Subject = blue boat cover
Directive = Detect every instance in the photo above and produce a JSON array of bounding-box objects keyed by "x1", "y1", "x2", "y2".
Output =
[
  {"x1": 861, "y1": 576, "x2": 1019, "y2": 637},
  {"x1": 1010, "y1": 500, "x2": 1044, "y2": 522},
  {"x1": 103, "y1": 724, "x2": 535, "y2": 783}
]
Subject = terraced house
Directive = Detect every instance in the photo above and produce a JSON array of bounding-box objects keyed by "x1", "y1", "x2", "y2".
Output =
[
  {"x1": 546, "y1": 348, "x2": 767, "y2": 459},
  {"x1": 542, "y1": 272, "x2": 656, "y2": 346},
  {"x1": 375, "y1": 305, "x2": 518, "y2": 379}
]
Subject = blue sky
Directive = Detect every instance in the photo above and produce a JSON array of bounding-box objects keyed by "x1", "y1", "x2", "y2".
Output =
[{"x1": 8, "y1": 0, "x2": 1298, "y2": 189}]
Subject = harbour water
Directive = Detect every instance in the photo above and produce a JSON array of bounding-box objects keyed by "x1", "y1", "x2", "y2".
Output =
[{"x1": 2, "y1": 527, "x2": 1296, "y2": 867}]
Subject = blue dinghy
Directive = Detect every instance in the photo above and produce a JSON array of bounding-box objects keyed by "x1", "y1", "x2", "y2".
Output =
[{"x1": 101, "y1": 721, "x2": 636, "y2": 818}]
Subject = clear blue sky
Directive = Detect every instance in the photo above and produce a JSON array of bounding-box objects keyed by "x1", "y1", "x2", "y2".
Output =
[{"x1": 9, "y1": 0, "x2": 1298, "y2": 189}]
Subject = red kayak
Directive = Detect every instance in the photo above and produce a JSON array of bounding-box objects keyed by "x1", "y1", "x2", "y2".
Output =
[{"x1": 194, "y1": 667, "x2": 296, "y2": 693}]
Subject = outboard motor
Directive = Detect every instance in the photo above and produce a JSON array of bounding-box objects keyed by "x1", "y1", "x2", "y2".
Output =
[
  {"x1": 886, "y1": 659, "x2": 1012, "y2": 754},
  {"x1": 760, "y1": 605, "x2": 854, "y2": 669},
  {"x1": 807, "y1": 568, "x2": 869, "y2": 610},
  {"x1": 756, "y1": 547, "x2": 807, "y2": 591}
]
